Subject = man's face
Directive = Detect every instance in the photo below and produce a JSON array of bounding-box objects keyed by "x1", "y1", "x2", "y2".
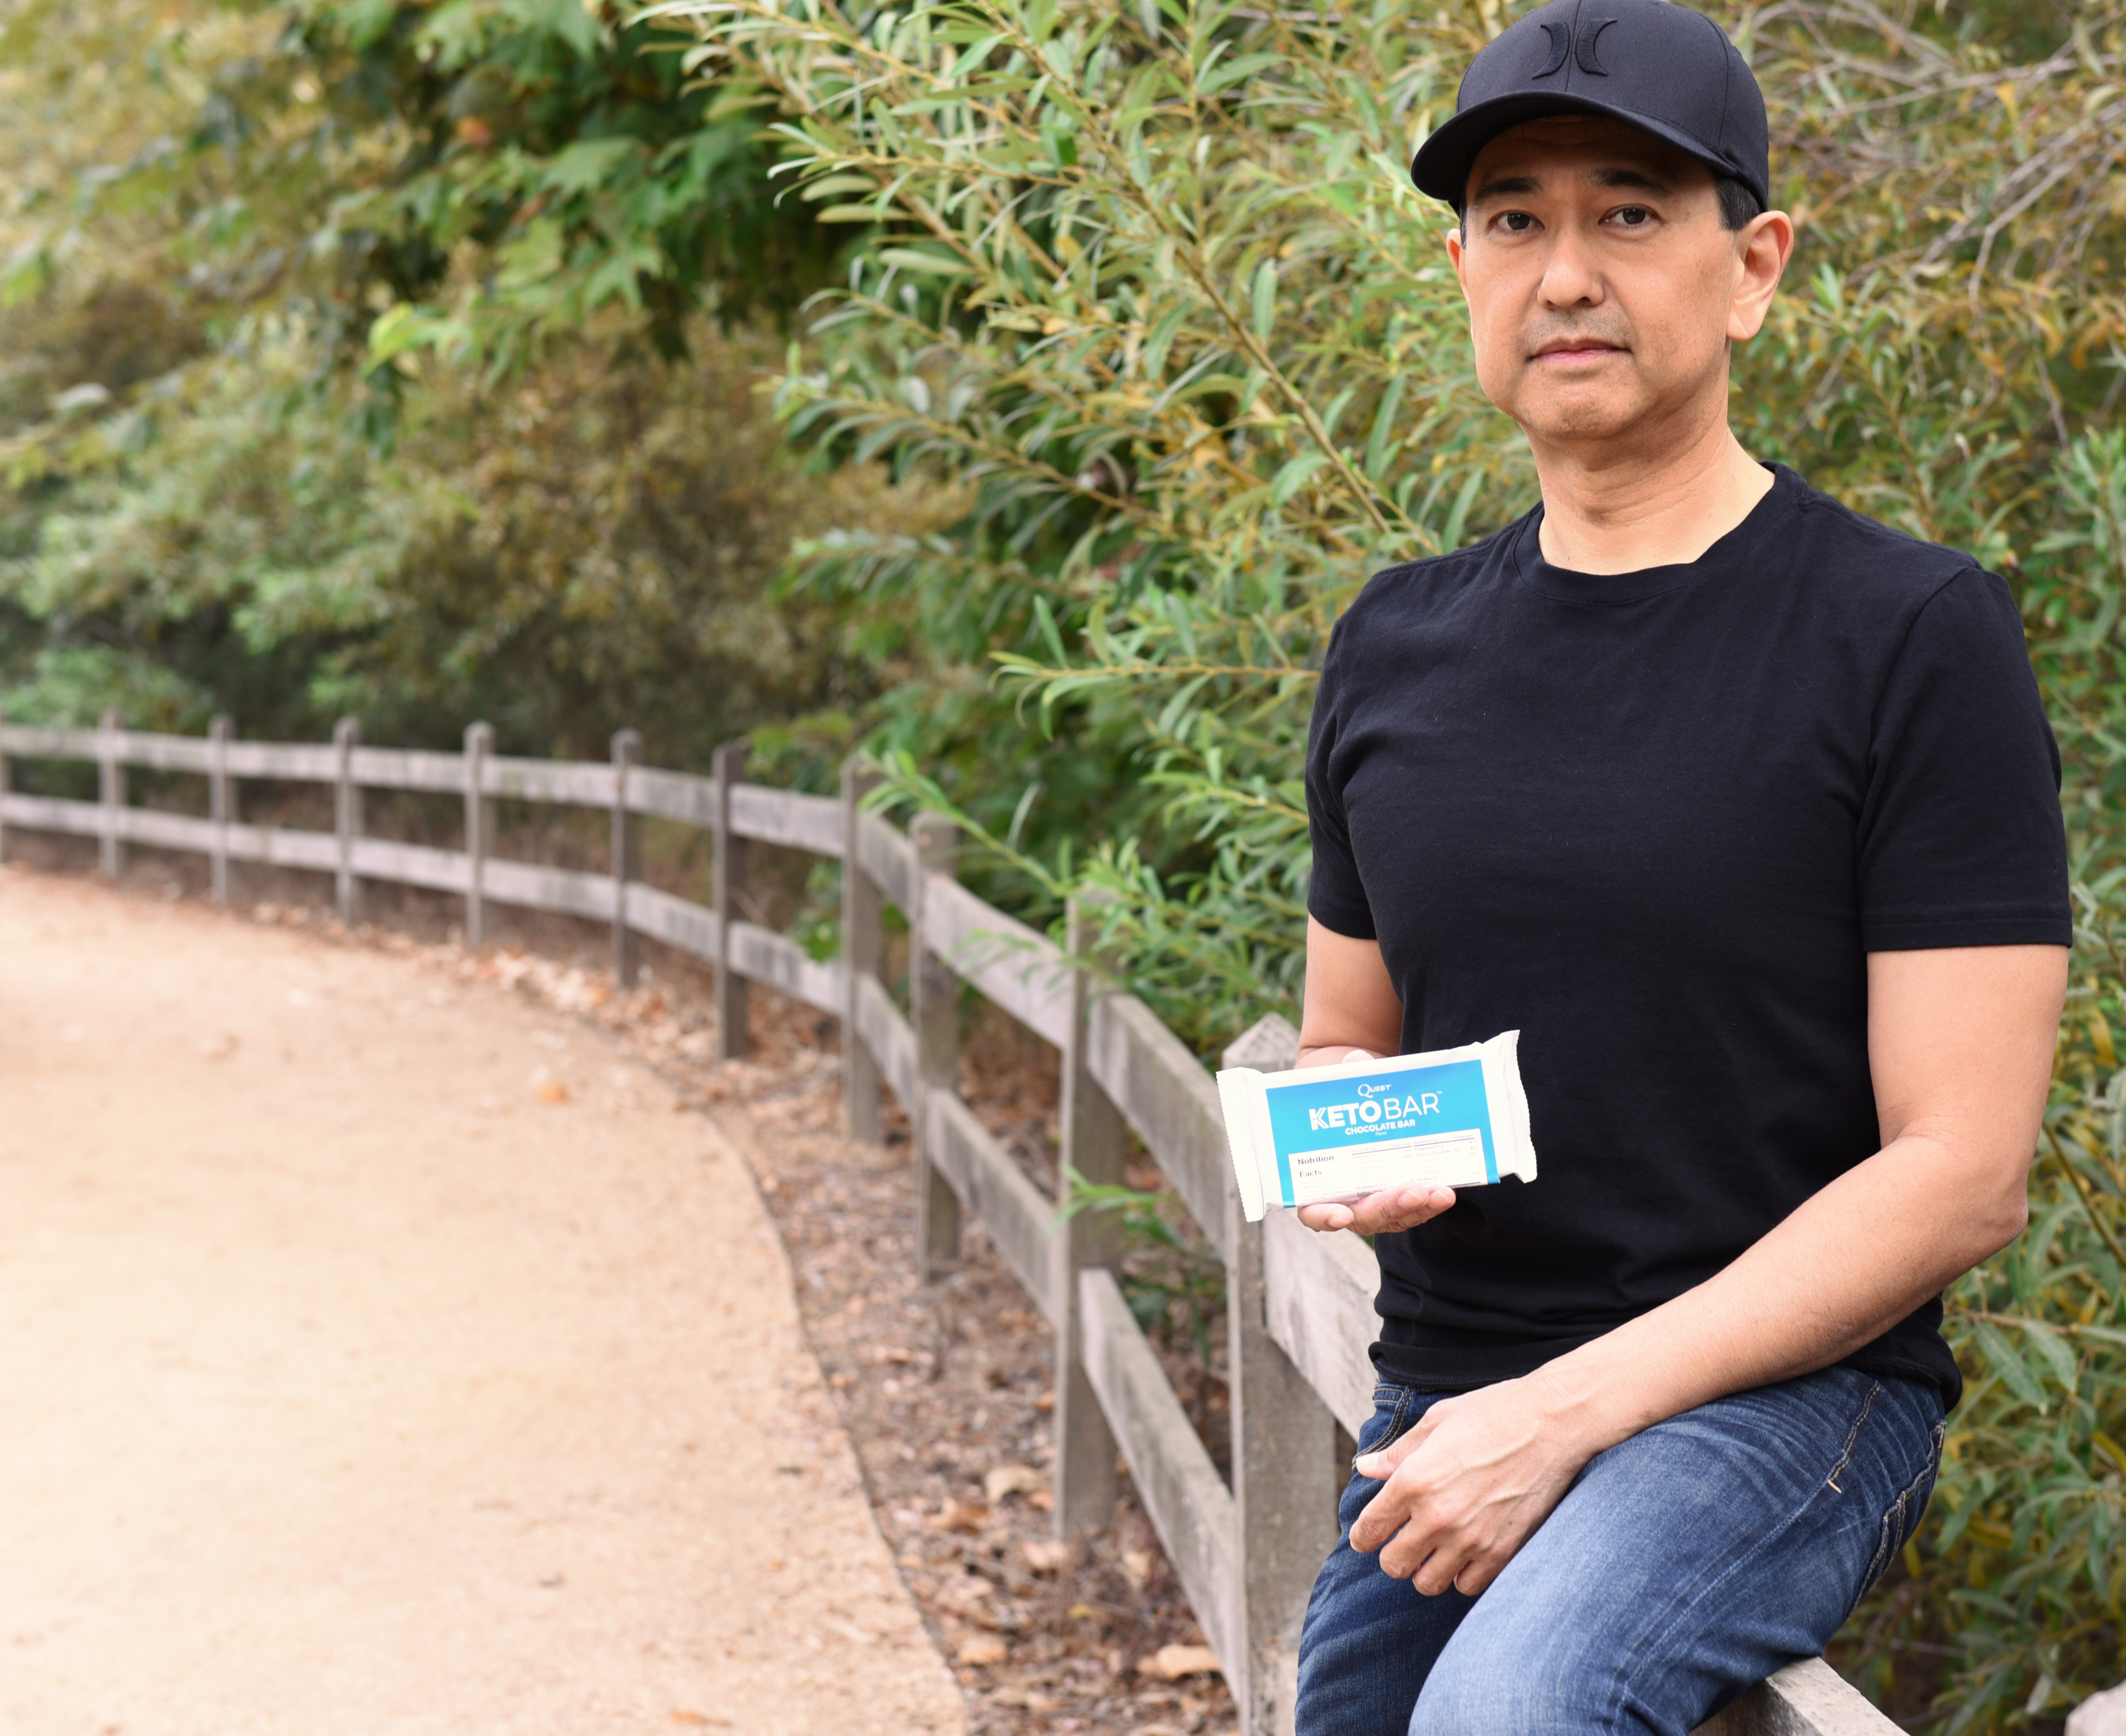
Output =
[{"x1": 1445, "y1": 116, "x2": 1783, "y2": 451}]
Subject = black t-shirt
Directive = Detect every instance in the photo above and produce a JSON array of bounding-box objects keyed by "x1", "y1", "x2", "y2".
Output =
[{"x1": 1304, "y1": 464, "x2": 2069, "y2": 1409}]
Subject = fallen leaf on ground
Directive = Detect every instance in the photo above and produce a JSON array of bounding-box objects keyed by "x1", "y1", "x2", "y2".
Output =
[
  {"x1": 957, "y1": 1634, "x2": 1008, "y2": 1666},
  {"x1": 1120, "y1": 1547, "x2": 1153, "y2": 1589},
  {"x1": 926, "y1": 1500, "x2": 990, "y2": 1533},
  {"x1": 983, "y1": 1463, "x2": 1047, "y2": 1503},
  {"x1": 1021, "y1": 1538, "x2": 1070, "y2": 1573},
  {"x1": 994, "y1": 1687, "x2": 1060, "y2": 1712},
  {"x1": 1138, "y1": 1643, "x2": 1222, "y2": 1681}
]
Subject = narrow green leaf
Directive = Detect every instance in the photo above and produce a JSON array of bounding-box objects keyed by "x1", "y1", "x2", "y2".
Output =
[
  {"x1": 1974, "y1": 1321, "x2": 2052, "y2": 1412},
  {"x1": 1269, "y1": 450, "x2": 1328, "y2": 508},
  {"x1": 1250, "y1": 258, "x2": 1277, "y2": 344},
  {"x1": 1365, "y1": 375, "x2": 1407, "y2": 480},
  {"x1": 878, "y1": 247, "x2": 972, "y2": 275},
  {"x1": 2018, "y1": 1318, "x2": 2082, "y2": 1392}
]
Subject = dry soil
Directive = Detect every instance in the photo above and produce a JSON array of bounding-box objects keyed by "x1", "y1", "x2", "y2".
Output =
[{"x1": 0, "y1": 866, "x2": 964, "y2": 1736}]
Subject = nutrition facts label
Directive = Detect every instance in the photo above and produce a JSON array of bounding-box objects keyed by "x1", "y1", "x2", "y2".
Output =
[{"x1": 1284, "y1": 1126, "x2": 1490, "y2": 1204}]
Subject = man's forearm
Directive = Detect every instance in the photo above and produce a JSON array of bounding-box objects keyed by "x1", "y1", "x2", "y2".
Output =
[{"x1": 1528, "y1": 1128, "x2": 2028, "y2": 1452}]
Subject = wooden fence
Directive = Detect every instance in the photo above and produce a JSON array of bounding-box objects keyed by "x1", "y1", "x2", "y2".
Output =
[{"x1": 0, "y1": 711, "x2": 1899, "y2": 1736}]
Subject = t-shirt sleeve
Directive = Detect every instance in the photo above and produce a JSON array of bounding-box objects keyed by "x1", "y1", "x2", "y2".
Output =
[
  {"x1": 1304, "y1": 621, "x2": 1378, "y2": 940},
  {"x1": 1857, "y1": 567, "x2": 2071, "y2": 952}
]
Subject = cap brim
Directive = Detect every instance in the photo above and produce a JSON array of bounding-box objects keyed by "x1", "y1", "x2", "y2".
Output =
[{"x1": 1410, "y1": 92, "x2": 1766, "y2": 211}]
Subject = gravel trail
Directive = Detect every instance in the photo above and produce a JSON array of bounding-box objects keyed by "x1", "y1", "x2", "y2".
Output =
[{"x1": 0, "y1": 866, "x2": 963, "y2": 1736}]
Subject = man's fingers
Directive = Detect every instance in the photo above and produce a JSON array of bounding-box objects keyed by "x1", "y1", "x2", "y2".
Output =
[
  {"x1": 1351, "y1": 1426, "x2": 1421, "y2": 1484},
  {"x1": 1372, "y1": 1513, "x2": 1456, "y2": 1587},
  {"x1": 1300, "y1": 1185, "x2": 1452, "y2": 1236},
  {"x1": 1346, "y1": 1185, "x2": 1456, "y2": 1235},
  {"x1": 1348, "y1": 1470, "x2": 1419, "y2": 1551},
  {"x1": 1349, "y1": 1421, "x2": 1451, "y2": 1553},
  {"x1": 1348, "y1": 1499, "x2": 1403, "y2": 1556},
  {"x1": 1451, "y1": 1554, "x2": 1505, "y2": 1597},
  {"x1": 1370, "y1": 1529, "x2": 1496, "y2": 1597},
  {"x1": 1375, "y1": 1508, "x2": 1486, "y2": 1592},
  {"x1": 1351, "y1": 1403, "x2": 1445, "y2": 1482},
  {"x1": 1413, "y1": 1544, "x2": 1476, "y2": 1597}
]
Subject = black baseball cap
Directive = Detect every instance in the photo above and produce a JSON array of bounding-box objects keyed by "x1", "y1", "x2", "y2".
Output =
[{"x1": 1410, "y1": 0, "x2": 1770, "y2": 214}]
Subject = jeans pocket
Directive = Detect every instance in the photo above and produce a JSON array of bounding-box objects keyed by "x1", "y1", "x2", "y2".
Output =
[
  {"x1": 1860, "y1": 1416, "x2": 1947, "y2": 1595},
  {"x1": 1354, "y1": 1385, "x2": 1418, "y2": 1474}
]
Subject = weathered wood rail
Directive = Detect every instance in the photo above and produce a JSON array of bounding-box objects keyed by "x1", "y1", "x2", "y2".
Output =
[{"x1": 0, "y1": 713, "x2": 1900, "y2": 1736}]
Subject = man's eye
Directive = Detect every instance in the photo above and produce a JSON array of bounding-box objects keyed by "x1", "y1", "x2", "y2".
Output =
[
  {"x1": 1612, "y1": 205, "x2": 1654, "y2": 226},
  {"x1": 1499, "y1": 211, "x2": 1536, "y2": 233}
]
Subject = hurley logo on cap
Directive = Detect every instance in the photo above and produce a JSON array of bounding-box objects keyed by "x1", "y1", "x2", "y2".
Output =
[{"x1": 1534, "y1": 13, "x2": 1620, "y2": 77}]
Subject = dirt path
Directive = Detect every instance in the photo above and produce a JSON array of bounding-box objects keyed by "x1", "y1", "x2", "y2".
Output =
[{"x1": 0, "y1": 867, "x2": 963, "y2": 1736}]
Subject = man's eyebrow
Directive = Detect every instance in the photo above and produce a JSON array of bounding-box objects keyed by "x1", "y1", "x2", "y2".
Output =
[
  {"x1": 1468, "y1": 173, "x2": 1541, "y2": 204},
  {"x1": 1590, "y1": 166, "x2": 1674, "y2": 193},
  {"x1": 1468, "y1": 165, "x2": 1676, "y2": 205}
]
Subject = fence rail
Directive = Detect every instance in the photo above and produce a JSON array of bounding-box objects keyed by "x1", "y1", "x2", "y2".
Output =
[{"x1": 0, "y1": 712, "x2": 1898, "y2": 1736}]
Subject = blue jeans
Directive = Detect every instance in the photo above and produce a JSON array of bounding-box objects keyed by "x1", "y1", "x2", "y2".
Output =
[{"x1": 1296, "y1": 1366, "x2": 1945, "y2": 1736}]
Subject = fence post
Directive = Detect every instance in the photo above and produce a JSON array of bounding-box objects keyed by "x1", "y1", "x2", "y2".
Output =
[
  {"x1": 611, "y1": 729, "x2": 641, "y2": 988},
  {"x1": 334, "y1": 716, "x2": 363, "y2": 924},
  {"x1": 910, "y1": 811, "x2": 961, "y2": 1278},
  {"x1": 1054, "y1": 892, "x2": 1127, "y2": 1540},
  {"x1": 209, "y1": 715, "x2": 233, "y2": 904},
  {"x1": 98, "y1": 707, "x2": 124, "y2": 880},
  {"x1": 1223, "y1": 1012, "x2": 1341, "y2": 1736},
  {"x1": 713, "y1": 738, "x2": 751, "y2": 1060},
  {"x1": 463, "y1": 721, "x2": 492, "y2": 948},
  {"x1": 841, "y1": 757, "x2": 885, "y2": 1141}
]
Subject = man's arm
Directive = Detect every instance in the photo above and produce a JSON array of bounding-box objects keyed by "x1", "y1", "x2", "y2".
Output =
[
  {"x1": 1294, "y1": 918, "x2": 1459, "y2": 1234},
  {"x1": 1335, "y1": 941, "x2": 2066, "y2": 1594},
  {"x1": 1297, "y1": 916, "x2": 1405, "y2": 1064}
]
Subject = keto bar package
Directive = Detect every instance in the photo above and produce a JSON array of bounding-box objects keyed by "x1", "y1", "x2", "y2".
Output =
[{"x1": 1215, "y1": 1032, "x2": 1539, "y2": 1222}]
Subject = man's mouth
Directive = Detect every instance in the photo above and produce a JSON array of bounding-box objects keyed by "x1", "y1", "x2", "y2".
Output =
[{"x1": 1531, "y1": 339, "x2": 1626, "y2": 363}]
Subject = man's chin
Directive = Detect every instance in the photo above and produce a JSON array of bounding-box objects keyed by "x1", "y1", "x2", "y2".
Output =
[{"x1": 1509, "y1": 397, "x2": 1651, "y2": 447}]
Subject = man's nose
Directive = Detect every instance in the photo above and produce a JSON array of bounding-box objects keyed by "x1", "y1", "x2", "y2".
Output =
[{"x1": 1535, "y1": 222, "x2": 1606, "y2": 309}]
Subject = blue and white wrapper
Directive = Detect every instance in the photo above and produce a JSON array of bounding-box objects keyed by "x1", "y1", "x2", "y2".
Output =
[{"x1": 1216, "y1": 1031, "x2": 1538, "y2": 1222}]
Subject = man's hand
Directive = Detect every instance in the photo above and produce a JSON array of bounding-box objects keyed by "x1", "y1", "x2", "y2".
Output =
[
  {"x1": 1346, "y1": 1373, "x2": 1598, "y2": 1596},
  {"x1": 1297, "y1": 1184, "x2": 1457, "y2": 1235}
]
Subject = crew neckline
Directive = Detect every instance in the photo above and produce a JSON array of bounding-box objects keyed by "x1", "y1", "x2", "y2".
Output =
[{"x1": 1515, "y1": 463, "x2": 1801, "y2": 606}]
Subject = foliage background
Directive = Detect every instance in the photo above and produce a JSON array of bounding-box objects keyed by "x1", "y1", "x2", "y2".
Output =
[
  {"x1": 0, "y1": 0, "x2": 930, "y2": 765},
  {"x1": 6, "y1": 0, "x2": 2126, "y2": 1723}
]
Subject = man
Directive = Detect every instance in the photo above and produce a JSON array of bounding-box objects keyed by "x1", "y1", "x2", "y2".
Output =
[{"x1": 1291, "y1": 2, "x2": 2071, "y2": 1731}]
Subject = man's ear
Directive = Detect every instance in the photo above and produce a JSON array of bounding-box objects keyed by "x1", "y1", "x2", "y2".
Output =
[
  {"x1": 1446, "y1": 224, "x2": 1470, "y2": 303},
  {"x1": 1728, "y1": 209, "x2": 1794, "y2": 344}
]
